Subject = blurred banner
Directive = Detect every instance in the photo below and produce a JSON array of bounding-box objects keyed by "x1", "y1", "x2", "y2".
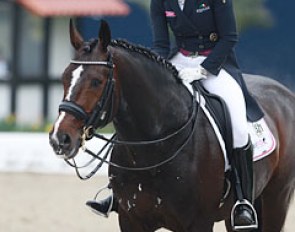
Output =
[{"x1": 17, "y1": 0, "x2": 130, "y2": 16}]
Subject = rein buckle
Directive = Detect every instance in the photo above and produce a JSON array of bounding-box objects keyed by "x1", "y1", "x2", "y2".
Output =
[
  {"x1": 84, "y1": 126, "x2": 95, "y2": 140},
  {"x1": 81, "y1": 126, "x2": 95, "y2": 150}
]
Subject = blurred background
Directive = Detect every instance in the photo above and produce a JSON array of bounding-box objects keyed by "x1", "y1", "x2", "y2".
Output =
[
  {"x1": 0, "y1": 0, "x2": 294, "y2": 231},
  {"x1": 0, "y1": 0, "x2": 294, "y2": 128}
]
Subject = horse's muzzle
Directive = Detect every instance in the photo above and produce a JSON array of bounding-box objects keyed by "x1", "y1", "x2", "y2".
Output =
[{"x1": 49, "y1": 131, "x2": 80, "y2": 160}]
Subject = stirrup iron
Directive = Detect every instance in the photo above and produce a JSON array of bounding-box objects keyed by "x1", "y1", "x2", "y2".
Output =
[
  {"x1": 87, "y1": 184, "x2": 113, "y2": 218},
  {"x1": 231, "y1": 199, "x2": 258, "y2": 231}
]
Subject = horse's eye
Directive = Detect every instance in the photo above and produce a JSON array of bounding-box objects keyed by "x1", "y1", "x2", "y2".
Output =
[{"x1": 91, "y1": 79, "x2": 102, "y2": 88}]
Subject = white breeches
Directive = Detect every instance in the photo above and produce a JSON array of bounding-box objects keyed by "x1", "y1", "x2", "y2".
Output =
[{"x1": 170, "y1": 53, "x2": 248, "y2": 148}]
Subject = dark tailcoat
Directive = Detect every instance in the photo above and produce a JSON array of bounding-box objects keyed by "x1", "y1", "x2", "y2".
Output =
[{"x1": 150, "y1": 0, "x2": 263, "y2": 121}]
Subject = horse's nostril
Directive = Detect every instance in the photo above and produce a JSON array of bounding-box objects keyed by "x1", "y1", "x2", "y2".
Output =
[{"x1": 60, "y1": 133, "x2": 71, "y2": 146}]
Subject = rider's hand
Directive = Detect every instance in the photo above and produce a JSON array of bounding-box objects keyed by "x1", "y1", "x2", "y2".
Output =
[{"x1": 179, "y1": 66, "x2": 208, "y2": 83}]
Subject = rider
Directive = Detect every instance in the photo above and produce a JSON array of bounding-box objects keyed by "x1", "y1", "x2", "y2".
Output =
[{"x1": 87, "y1": 0, "x2": 264, "y2": 230}]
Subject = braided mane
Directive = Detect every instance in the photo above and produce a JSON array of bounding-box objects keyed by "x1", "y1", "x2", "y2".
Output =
[{"x1": 110, "y1": 39, "x2": 180, "y2": 81}]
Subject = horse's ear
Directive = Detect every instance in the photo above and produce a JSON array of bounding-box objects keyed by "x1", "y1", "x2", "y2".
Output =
[
  {"x1": 69, "y1": 19, "x2": 84, "y2": 50},
  {"x1": 98, "y1": 20, "x2": 111, "y2": 52}
]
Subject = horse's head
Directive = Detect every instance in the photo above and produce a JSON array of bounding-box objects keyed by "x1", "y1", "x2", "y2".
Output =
[{"x1": 49, "y1": 20, "x2": 117, "y2": 159}]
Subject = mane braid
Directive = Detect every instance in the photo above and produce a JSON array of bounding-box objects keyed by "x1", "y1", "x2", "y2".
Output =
[{"x1": 110, "y1": 39, "x2": 180, "y2": 81}]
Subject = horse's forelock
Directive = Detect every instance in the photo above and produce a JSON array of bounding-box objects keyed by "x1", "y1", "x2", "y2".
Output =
[{"x1": 82, "y1": 39, "x2": 99, "y2": 53}]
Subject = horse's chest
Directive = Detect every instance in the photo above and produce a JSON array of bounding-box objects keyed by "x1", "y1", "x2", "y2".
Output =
[
  {"x1": 111, "y1": 169, "x2": 191, "y2": 215},
  {"x1": 116, "y1": 185, "x2": 164, "y2": 214}
]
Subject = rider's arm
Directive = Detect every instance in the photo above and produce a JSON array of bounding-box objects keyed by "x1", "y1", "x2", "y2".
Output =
[
  {"x1": 150, "y1": 0, "x2": 171, "y2": 59},
  {"x1": 201, "y1": 0, "x2": 239, "y2": 75}
]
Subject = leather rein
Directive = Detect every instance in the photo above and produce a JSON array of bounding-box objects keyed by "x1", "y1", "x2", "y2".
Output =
[{"x1": 59, "y1": 53, "x2": 200, "y2": 180}]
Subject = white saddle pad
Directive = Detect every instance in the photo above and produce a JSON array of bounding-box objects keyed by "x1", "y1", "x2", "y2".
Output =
[
  {"x1": 249, "y1": 119, "x2": 276, "y2": 162},
  {"x1": 183, "y1": 82, "x2": 276, "y2": 171}
]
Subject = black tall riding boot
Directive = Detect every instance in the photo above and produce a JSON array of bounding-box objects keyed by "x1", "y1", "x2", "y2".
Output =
[
  {"x1": 86, "y1": 193, "x2": 117, "y2": 217},
  {"x1": 231, "y1": 140, "x2": 258, "y2": 231}
]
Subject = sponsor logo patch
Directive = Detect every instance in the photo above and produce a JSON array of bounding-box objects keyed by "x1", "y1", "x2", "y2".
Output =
[
  {"x1": 196, "y1": 3, "x2": 210, "y2": 13},
  {"x1": 165, "y1": 11, "x2": 176, "y2": 17}
]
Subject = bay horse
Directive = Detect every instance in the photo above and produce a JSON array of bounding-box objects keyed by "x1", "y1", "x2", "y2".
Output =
[{"x1": 49, "y1": 20, "x2": 295, "y2": 232}]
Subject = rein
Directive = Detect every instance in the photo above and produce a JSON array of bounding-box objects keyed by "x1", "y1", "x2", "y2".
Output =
[
  {"x1": 69, "y1": 88, "x2": 200, "y2": 180},
  {"x1": 92, "y1": 88, "x2": 198, "y2": 146},
  {"x1": 60, "y1": 52, "x2": 201, "y2": 179}
]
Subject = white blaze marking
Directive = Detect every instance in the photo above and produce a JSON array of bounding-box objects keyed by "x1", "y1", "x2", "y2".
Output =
[
  {"x1": 52, "y1": 112, "x2": 66, "y2": 144},
  {"x1": 66, "y1": 65, "x2": 84, "y2": 101},
  {"x1": 51, "y1": 66, "x2": 83, "y2": 144}
]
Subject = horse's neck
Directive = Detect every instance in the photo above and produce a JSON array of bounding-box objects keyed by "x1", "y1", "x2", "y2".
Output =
[{"x1": 113, "y1": 51, "x2": 191, "y2": 140}]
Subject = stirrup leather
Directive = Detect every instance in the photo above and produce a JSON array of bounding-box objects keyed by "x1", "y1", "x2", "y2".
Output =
[{"x1": 231, "y1": 199, "x2": 258, "y2": 231}]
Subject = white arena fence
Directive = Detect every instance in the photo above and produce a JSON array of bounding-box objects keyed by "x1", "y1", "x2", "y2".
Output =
[{"x1": 0, "y1": 132, "x2": 111, "y2": 175}]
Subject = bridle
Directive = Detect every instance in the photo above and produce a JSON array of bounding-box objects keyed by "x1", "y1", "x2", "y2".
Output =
[
  {"x1": 59, "y1": 53, "x2": 116, "y2": 141},
  {"x1": 58, "y1": 52, "x2": 201, "y2": 180}
]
